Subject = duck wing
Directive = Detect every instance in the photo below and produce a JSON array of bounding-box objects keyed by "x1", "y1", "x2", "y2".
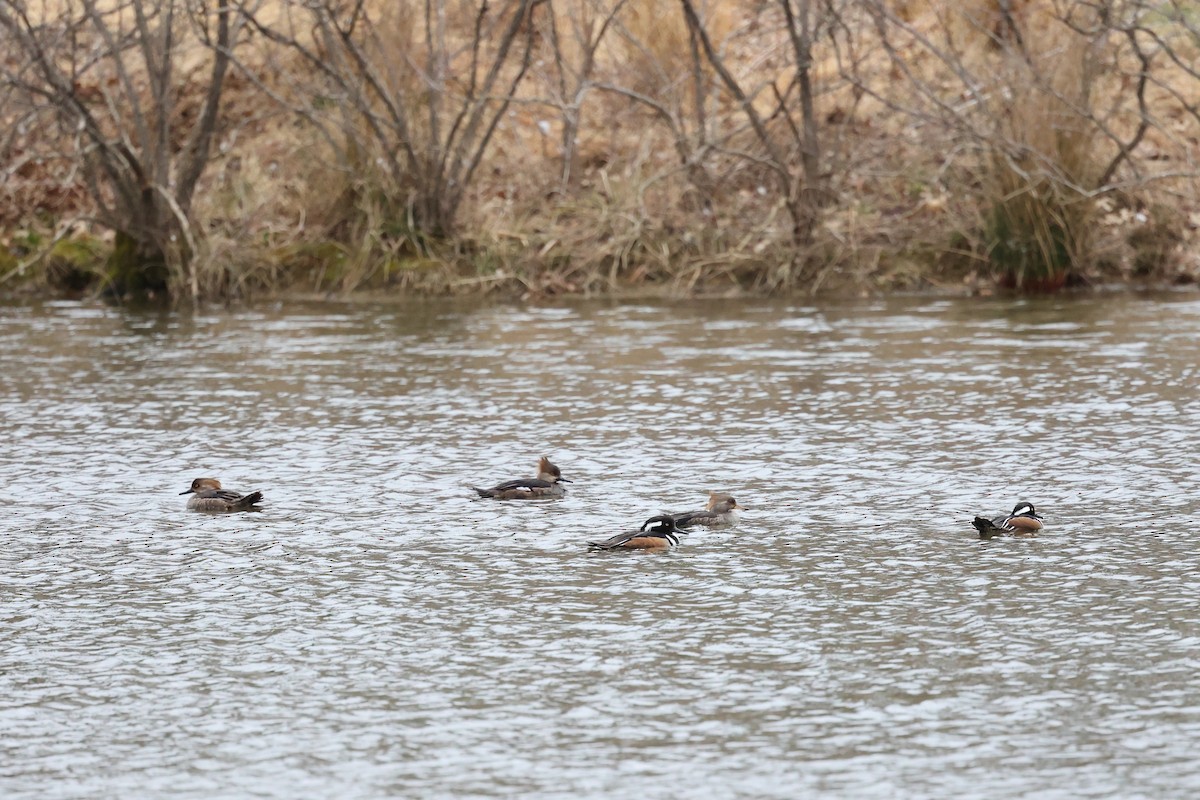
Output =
[
  {"x1": 486, "y1": 477, "x2": 555, "y2": 492},
  {"x1": 197, "y1": 488, "x2": 248, "y2": 502},
  {"x1": 670, "y1": 510, "x2": 716, "y2": 529},
  {"x1": 587, "y1": 530, "x2": 641, "y2": 550}
]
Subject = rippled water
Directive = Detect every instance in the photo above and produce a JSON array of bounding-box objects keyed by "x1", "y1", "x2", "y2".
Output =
[{"x1": 2, "y1": 293, "x2": 1199, "y2": 798}]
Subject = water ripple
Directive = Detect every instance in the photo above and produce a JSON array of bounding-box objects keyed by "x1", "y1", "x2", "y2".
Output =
[{"x1": 2, "y1": 293, "x2": 1199, "y2": 798}]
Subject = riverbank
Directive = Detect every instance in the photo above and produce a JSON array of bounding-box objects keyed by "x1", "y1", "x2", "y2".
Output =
[
  {"x1": 3, "y1": 217, "x2": 1195, "y2": 303},
  {"x1": 3, "y1": 1, "x2": 1198, "y2": 302}
]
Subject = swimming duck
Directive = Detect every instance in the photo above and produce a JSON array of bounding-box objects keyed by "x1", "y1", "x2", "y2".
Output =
[
  {"x1": 971, "y1": 502, "x2": 1043, "y2": 539},
  {"x1": 669, "y1": 491, "x2": 744, "y2": 529},
  {"x1": 180, "y1": 478, "x2": 264, "y2": 513},
  {"x1": 473, "y1": 456, "x2": 571, "y2": 500},
  {"x1": 587, "y1": 515, "x2": 682, "y2": 551}
]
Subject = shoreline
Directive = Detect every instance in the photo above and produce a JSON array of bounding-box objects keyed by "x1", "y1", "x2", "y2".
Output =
[{"x1": 4, "y1": 259, "x2": 1197, "y2": 308}]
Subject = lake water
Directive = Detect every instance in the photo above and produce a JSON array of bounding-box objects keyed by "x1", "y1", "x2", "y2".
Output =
[{"x1": 2, "y1": 292, "x2": 1198, "y2": 798}]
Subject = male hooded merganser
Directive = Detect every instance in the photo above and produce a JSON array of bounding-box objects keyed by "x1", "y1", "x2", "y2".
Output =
[
  {"x1": 473, "y1": 456, "x2": 571, "y2": 500},
  {"x1": 971, "y1": 502, "x2": 1043, "y2": 539},
  {"x1": 587, "y1": 515, "x2": 682, "y2": 551},
  {"x1": 180, "y1": 478, "x2": 264, "y2": 512},
  {"x1": 669, "y1": 492, "x2": 744, "y2": 529}
]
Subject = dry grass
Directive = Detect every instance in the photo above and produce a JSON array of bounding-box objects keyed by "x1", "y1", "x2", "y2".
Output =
[
  {"x1": 2, "y1": 0, "x2": 1199, "y2": 300},
  {"x1": 973, "y1": 8, "x2": 1105, "y2": 286},
  {"x1": 617, "y1": 0, "x2": 735, "y2": 109}
]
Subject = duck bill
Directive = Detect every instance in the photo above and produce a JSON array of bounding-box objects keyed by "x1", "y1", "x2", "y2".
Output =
[{"x1": 179, "y1": 489, "x2": 195, "y2": 495}]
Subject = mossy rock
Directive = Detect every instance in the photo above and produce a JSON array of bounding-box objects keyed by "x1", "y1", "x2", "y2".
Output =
[{"x1": 46, "y1": 236, "x2": 108, "y2": 293}]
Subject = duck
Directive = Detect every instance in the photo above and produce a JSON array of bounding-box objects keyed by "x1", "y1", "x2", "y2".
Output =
[
  {"x1": 971, "y1": 501, "x2": 1043, "y2": 539},
  {"x1": 669, "y1": 491, "x2": 744, "y2": 529},
  {"x1": 180, "y1": 478, "x2": 264, "y2": 513},
  {"x1": 473, "y1": 456, "x2": 571, "y2": 500},
  {"x1": 587, "y1": 515, "x2": 682, "y2": 551}
]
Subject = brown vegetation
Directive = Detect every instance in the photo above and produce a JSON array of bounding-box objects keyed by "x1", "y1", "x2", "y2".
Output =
[{"x1": 1, "y1": 0, "x2": 1198, "y2": 302}]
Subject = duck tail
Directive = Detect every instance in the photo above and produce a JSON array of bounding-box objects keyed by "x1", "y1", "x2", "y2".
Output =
[
  {"x1": 473, "y1": 487, "x2": 494, "y2": 498},
  {"x1": 971, "y1": 516, "x2": 998, "y2": 538},
  {"x1": 235, "y1": 491, "x2": 264, "y2": 510}
]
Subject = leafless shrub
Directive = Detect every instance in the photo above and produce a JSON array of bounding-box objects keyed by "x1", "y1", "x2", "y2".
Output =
[
  {"x1": 849, "y1": 0, "x2": 1200, "y2": 286},
  {"x1": 234, "y1": 0, "x2": 544, "y2": 250},
  {"x1": 0, "y1": 0, "x2": 251, "y2": 299},
  {"x1": 4, "y1": 1, "x2": 1199, "y2": 299}
]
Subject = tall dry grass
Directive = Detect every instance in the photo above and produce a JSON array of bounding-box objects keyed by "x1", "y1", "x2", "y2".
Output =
[
  {"x1": 2, "y1": 0, "x2": 1198, "y2": 300},
  {"x1": 975, "y1": 7, "x2": 1105, "y2": 287},
  {"x1": 842, "y1": 0, "x2": 1200, "y2": 290}
]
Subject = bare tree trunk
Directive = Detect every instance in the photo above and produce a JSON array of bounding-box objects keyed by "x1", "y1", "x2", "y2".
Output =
[
  {"x1": 782, "y1": 0, "x2": 821, "y2": 203},
  {"x1": 679, "y1": 0, "x2": 826, "y2": 246},
  {"x1": 539, "y1": 0, "x2": 629, "y2": 191}
]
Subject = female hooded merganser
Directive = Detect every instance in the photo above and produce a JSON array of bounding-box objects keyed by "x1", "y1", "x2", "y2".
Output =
[
  {"x1": 473, "y1": 456, "x2": 571, "y2": 500},
  {"x1": 669, "y1": 492, "x2": 744, "y2": 529},
  {"x1": 587, "y1": 515, "x2": 682, "y2": 551},
  {"x1": 972, "y1": 502, "x2": 1043, "y2": 538},
  {"x1": 180, "y1": 478, "x2": 264, "y2": 512}
]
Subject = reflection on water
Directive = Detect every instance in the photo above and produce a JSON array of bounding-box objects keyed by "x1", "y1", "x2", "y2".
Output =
[{"x1": 2, "y1": 293, "x2": 1199, "y2": 799}]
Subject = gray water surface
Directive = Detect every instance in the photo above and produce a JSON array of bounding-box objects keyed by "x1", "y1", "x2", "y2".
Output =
[{"x1": 2, "y1": 293, "x2": 1199, "y2": 798}]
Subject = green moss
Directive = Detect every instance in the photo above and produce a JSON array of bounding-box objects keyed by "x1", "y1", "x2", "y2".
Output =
[
  {"x1": 0, "y1": 245, "x2": 17, "y2": 275},
  {"x1": 50, "y1": 237, "x2": 102, "y2": 262},
  {"x1": 44, "y1": 236, "x2": 106, "y2": 293},
  {"x1": 104, "y1": 231, "x2": 169, "y2": 298}
]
